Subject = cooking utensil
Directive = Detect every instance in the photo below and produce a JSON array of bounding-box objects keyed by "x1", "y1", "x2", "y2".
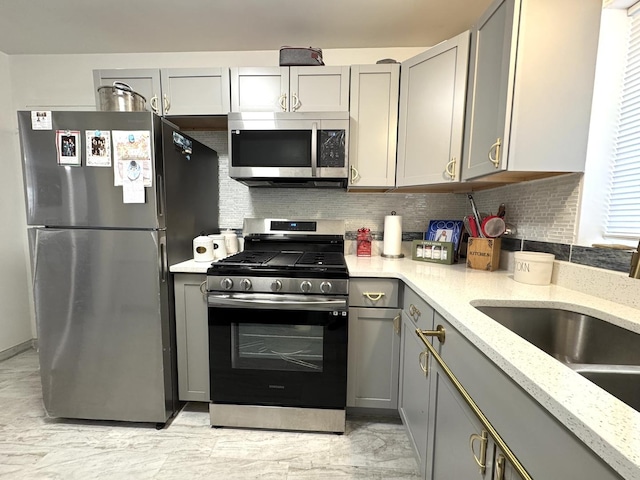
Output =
[
  {"x1": 463, "y1": 215, "x2": 479, "y2": 237},
  {"x1": 481, "y1": 215, "x2": 506, "y2": 238},
  {"x1": 467, "y1": 194, "x2": 484, "y2": 238},
  {"x1": 497, "y1": 203, "x2": 506, "y2": 218},
  {"x1": 97, "y1": 82, "x2": 147, "y2": 112}
]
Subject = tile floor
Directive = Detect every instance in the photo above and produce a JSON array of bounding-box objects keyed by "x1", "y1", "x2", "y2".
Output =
[{"x1": 0, "y1": 349, "x2": 421, "y2": 479}]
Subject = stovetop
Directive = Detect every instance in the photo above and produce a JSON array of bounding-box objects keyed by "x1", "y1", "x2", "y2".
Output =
[{"x1": 214, "y1": 250, "x2": 347, "y2": 268}]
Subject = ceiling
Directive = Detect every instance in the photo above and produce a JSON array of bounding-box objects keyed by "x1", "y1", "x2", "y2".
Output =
[{"x1": 0, "y1": 0, "x2": 493, "y2": 55}]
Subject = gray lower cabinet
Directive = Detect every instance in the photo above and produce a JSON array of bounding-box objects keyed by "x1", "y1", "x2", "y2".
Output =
[
  {"x1": 398, "y1": 310, "x2": 432, "y2": 477},
  {"x1": 173, "y1": 274, "x2": 209, "y2": 402},
  {"x1": 421, "y1": 312, "x2": 623, "y2": 480},
  {"x1": 347, "y1": 307, "x2": 401, "y2": 409},
  {"x1": 347, "y1": 278, "x2": 401, "y2": 410}
]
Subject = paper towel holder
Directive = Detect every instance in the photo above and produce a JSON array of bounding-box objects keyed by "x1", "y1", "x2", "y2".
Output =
[{"x1": 381, "y1": 211, "x2": 405, "y2": 259}]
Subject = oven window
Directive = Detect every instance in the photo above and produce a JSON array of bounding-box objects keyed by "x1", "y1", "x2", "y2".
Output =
[
  {"x1": 233, "y1": 323, "x2": 324, "y2": 372},
  {"x1": 231, "y1": 130, "x2": 312, "y2": 167}
]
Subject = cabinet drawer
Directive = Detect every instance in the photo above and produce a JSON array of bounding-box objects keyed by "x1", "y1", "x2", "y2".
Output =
[
  {"x1": 349, "y1": 278, "x2": 400, "y2": 308},
  {"x1": 402, "y1": 285, "x2": 434, "y2": 330}
]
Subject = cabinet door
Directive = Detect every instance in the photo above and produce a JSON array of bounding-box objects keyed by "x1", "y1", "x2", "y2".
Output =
[
  {"x1": 161, "y1": 68, "x2": 230, "y2": 116},
  {"x1": 289, "y1": 66, "x2": 350, "y2": 112},
  {"x1": 398, "y1": 311, "x2": 432, "y2": 476},
  {"x1": 396, "y1": 31, "x2": 470, "y2": 187},
  {"x1": 93, "y1": 69, "x2": 162, "y2": 115},
  {"x1": 427, "y1": 356, "x2": 489, "y2": 480},
  {"x1": 462, "y1": 0, "x2": 518, "y2": 180},
  {"x1": 348, "y1": 65, "x2": 399, "y2": 189},
  {"x1": 174, "y1": 274, "x2": 209, "y2": 402},
  {"x1": 230, "y1": 67, "x2": 289, "y2": 112},
  {"x1": 347, "y1": 307, "x2": 401, "y2": 409}
]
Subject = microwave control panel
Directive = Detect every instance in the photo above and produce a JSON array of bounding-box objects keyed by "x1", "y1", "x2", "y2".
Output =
[{"x1": 318, "y1": 130, "x2": 346, "y2": 168}]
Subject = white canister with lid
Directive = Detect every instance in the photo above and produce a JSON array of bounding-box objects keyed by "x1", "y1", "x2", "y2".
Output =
[
  {"x1": 208, "y1": 234, "x2": 228, "y2": 259},
  {"x1": 221, "y1": 229, "x2": 239, "y2": 254},
  {"x1": 513, "y1": 251, "x2": 555, "y2": 285},
  {"x1": 193, "y1": 235, "x2": 214, "y2": 262}
]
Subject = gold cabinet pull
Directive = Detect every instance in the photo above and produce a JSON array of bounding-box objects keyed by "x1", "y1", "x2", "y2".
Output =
[
  {"x1": 291, "y1": 92, "x2": 301, "y2": 111},
  {"x1": 363, "y1": 292, "x2": 385, "y2": 302},
  {"x1": 409, "y1": 303, "x2": 421, "y2": 321},
  {"x1": 488, "y1": 138, "x2": 502, "y2": 168},
  {"x1": 279, "y1": 93, "x2": 288, "y2": 111},
  {"x1": 418, "y1": 350, "x2": 429, "y2": 376},
  {"x1": 163, "y1": 93, "x2": 170, "y2": 114},
  {"x1": 417, "y1": 324, "x2": 446, "y2": 344},
  {"x1": 495, "y1": 454, "x2": 506, "y2": 480},
  {"x1": 350, "y1": 165, "x2": 360, "y2": 184},
  {"x1": 446, "y1": 157, "x2": 456, "y2": 180},
  {"x1": 393, "y1": 314, "x2": 401, "y2": 335},
  {"x1": 149, "y1": 95, "x2": 159, "y2": 114},
  {"x1": 469, "y1": 430, "x2": 489, "y2": 475}
]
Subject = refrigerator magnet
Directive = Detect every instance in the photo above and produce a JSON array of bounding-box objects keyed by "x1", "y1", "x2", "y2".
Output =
[
  {"x1": 85, "y1": 130, "x2": 111, "y2": 167},
  {"x1": 123, "y1": 165, "x2": 145, "y2": 204},
  {"x1": 56, "y1": 130, "x2": 81, "y2": 166},
  {"x1": 31, "y1": 111, "x2": 52, "y2": 130},
  {"x1": 112, "y1": 130, "x2": 152, "y2": 186}
]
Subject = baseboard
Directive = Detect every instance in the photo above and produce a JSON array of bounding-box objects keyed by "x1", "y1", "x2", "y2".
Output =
[{"x1": 0, "y1": 339, "x2": 36, "y2": 362}]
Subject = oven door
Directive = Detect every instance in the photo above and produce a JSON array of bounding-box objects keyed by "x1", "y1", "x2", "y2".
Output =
[{"x1": 208, "y1": 293, "x2": 348, "y2": 410}]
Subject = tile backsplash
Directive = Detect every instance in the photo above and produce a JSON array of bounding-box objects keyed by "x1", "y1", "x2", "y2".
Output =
[{"x1": 187, "y1": 131, "x2": 632, "y2": 275}]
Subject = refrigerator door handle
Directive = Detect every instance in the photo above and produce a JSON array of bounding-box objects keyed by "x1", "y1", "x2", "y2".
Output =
[
  {"x1": 160, "y1": 239, "x2": 167, "y2": 283},
  {"x1": 157, "y1": 174, "x2": 165, "y2": 218}
]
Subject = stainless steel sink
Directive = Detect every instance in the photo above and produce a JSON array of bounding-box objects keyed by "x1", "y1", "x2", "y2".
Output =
[{"x1": 475, "y1": 306, "x2": 640, "y2": 411}]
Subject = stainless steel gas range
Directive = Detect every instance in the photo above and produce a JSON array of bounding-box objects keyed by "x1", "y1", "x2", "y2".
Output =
[{"x1": 206, "y1": 219, "x2": 349, "y2": 433}]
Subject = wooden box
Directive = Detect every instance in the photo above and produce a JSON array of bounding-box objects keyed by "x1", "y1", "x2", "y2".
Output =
[{"x1": 466, "y1": 238, "x2": 501, "y2": 271}]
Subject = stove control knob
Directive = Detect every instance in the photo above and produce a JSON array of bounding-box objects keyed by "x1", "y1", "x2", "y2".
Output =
[
  {"x1": 240, "y1": 279, "x2": 252, "y2": 291},
  {"x1": 271, "y1": 280, "x2": 283, "y2": 292},
  {"x1": 300, "y1": 281, "x2": 313, "y2": 293},
  {"x1": 320, "y1": 281, "x2": 332, "y2": 294},
  {"x1": 220, "y1": 278, "x2": 234, "y2": 290}
]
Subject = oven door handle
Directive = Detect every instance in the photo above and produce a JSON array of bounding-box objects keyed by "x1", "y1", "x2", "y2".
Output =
[{"x1": 207, "y1": 293, "x2": 347, "y2": 311}]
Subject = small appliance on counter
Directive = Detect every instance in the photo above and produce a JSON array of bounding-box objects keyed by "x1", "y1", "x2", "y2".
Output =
[{"x1": 193, "y1": 234, "x2": 215, "y2": 262}]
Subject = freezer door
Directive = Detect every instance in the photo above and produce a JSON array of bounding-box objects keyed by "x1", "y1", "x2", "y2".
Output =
[
  {"x1": 18, "y1": 111, "x2": 164, "y2": 229},
  {"x1": 32, "y1": 228, "x2": 174, "y2": 423}
]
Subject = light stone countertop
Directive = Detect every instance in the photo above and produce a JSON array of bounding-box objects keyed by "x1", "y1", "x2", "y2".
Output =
[
  {"x1": 170, "y1": 254, "x2": 640, "y2": 478},
  {"x1": 169, "y1": 258, "x2": 212, "y2": 274},
  {"x1": 346, "y1": 255, "x2": 640, "y2": 480}
]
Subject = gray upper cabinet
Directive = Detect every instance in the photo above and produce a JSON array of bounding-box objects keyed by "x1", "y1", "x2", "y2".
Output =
[
  {"x1": 93, "y1": 68, "x2": 231, "y2": 116},
  {"x1": 93, "y1": 69, "x2": 162, "y2": 114},
  {"x1": 396, "y1": 31, "x2": 470, "y2": 187},
  {"x1": 230, "y1": 66, "x2": 350, "y2": 112},
  {"x1": 160, "y1": 68, "x2": 230, "y2": 116},
  {"x1": 462, "y1": 0, "x2": 602, "y2": 181},
  {"x1": 348, "y1": 64, "x2": 400, "y2": 189}
]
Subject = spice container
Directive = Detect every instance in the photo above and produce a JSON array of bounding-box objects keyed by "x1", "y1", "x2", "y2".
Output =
[{"x1": 357, "y1": 228, "x2": 372, "y2": 257}]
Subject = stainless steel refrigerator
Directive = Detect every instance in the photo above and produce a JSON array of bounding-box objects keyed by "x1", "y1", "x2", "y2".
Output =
[{"x1": 18, "y1": 111, "x2": 218, "y2": 424}]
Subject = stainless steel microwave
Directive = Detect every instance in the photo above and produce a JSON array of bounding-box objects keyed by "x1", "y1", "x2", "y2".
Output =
[{"x1": 228, "y1": 112, "x2": 349, "y2": 188}]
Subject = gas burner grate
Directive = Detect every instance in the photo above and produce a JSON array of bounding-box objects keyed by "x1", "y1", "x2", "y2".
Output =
[
  {"x1": 219, "y1": 251, "x2": 279, "y2": 265},
  {"x1": 296, "y1": 252, "x2": 346, "y2": 267}
]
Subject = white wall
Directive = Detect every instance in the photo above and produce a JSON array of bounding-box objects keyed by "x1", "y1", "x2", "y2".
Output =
[{"x1": 0, "y1": 52, "x2": 33, "y2": 352}]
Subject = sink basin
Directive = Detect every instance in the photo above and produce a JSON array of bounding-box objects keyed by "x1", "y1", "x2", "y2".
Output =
[{"x1": 475, "y1": 306, "x2": 640, "y2": 411}]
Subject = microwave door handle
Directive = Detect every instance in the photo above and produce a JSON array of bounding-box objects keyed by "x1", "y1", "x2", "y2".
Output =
[{"x1": 311, "y1": 122, "x2": 318, "y2": 177}]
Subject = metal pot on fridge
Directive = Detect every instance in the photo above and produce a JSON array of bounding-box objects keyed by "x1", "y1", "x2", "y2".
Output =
[{"x1": 97, "y1": 82, "x2": 147, "y2": 112}]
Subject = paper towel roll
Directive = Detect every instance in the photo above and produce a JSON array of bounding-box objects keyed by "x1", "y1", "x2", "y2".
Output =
[{"x1": 383, "y1": 214, "x2": 403, "y2": 257}]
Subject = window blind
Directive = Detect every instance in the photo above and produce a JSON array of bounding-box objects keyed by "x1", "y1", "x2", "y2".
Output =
[{"x1": 606, "y1": 6, "x2": 640, "y2": 238}]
